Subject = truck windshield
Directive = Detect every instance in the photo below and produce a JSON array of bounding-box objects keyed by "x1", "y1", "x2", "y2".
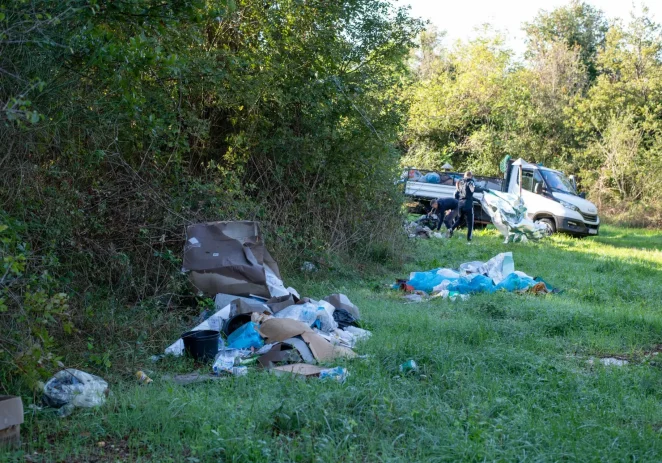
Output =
[{"x1": 540, "y1": 169, "x2": 576, "y2": 195}]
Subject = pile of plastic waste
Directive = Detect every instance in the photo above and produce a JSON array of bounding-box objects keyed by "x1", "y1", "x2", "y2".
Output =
[
  {"x1": 480, "y1": 191, "x2": 549, "y2": 243},
  {"x1": 165, "y1": 293, "x2": 369, "y2": 382},
  {"x1": 395, "y1": 252, "x2": 558, "y2": 301},
  {"x1": 405, "y1": 216, "x2": 445, "y2": 239}
]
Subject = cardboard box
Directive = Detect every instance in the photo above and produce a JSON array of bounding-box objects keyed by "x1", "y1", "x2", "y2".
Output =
[
  {"x1": 0, "y1": 395, "x2": 24, "y2": 449},
  {"x1": 183, "y1": 221, "x2": 282, "y2": 298}
]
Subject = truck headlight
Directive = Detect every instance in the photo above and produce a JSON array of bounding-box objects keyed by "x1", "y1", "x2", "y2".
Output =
[{"x1": 559, "y1": 200, "x2": 579, "y2": 212}]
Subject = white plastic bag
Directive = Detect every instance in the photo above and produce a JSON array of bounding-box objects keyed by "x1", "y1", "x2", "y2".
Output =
[{"x1": 43, "y1": 369, "x2": 108, "y2": 409}]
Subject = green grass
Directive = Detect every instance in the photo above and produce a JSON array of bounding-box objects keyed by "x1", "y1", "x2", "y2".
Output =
[{"x1": 6, "y1": 224, "x2": 662, "y2": 462}]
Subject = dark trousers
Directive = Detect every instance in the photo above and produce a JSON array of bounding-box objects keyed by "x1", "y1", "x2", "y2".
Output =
[
  {"x1": 435, "y1": 209, "x2": 458, "y2": 231},
  {"x1": 450, "y1": 207, "x2": 474, "y2": 241}
]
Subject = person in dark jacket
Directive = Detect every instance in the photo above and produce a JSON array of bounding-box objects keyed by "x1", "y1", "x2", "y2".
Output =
[
  {"x1": 429, "y1": 197, "x2": 459, "y2": 231},
  {"x1": 448, "y1": 171, "x2": 483, "y2": 242}
]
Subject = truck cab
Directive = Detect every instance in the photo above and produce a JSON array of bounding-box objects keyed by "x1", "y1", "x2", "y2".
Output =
[
  {"x1": 508, "y1": 159, "x2": 600, "y2": 236},
  {"x1": 402, "y1": 159, "x2": 600, "y2": 237}
]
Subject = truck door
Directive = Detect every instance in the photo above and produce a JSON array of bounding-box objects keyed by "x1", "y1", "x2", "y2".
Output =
[{"x1": 519, "y1": 169, "x2": 551, "y2": 219}]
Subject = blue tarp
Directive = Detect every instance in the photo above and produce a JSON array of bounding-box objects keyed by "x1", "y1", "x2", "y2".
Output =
[{"x1": 406, "y1": 269, "x2": 540, "y2": 295}]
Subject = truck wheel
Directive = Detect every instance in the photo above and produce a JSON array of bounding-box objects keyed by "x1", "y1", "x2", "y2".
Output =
[{"x1": 538, "y1": 218, "x2": 555, "y2": 236}]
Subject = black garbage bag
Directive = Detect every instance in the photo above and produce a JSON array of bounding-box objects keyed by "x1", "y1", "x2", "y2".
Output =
[{"x1": 332, "y1": 308, "x2": 358, "y2": 329}]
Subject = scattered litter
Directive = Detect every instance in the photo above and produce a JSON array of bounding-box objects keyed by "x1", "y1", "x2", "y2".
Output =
[
  {"x1": 344, "y1": 326, "x2": 371, "y2": 343},
  {"x1": 319, "y1": 367, "x2": 349, "y2": 383},
  {"x1": 270, "y1": 364, "x2": 347, "y2": 381},
  {"x1": 229, "y1": 366, "x2": 248, "y2": 376},
  {"x1": 396, "y1": 252, "x2": 558, "y2": 300},
  {"x1": 324, "y1": 294, "x2": 360, "y2": 319},
  {"x1": 301, "y1": 261, "x2": 318, "y2": 272},
  {"x1": 135, "y1": 371, "x2": 153, "y2": 385},
  {"x1": 403, "y1": 293, "x2": 424, "y2": 303},
  {"x1": 399, "y1": 360, "x2": 418, "y2": 374},
  {"x1": 481, "y1": 191, "x2": 548, "y2": 243},
  {"x1": 42, "y1": 369, "x2": 108, "y2": 414},
  {"x1": 266, "y1": 294, "x2": 297, "y2": 314},
  {"x1": 271, "y1": 363, "x2": 324, "y2": 378},
  {"x1": 588, "y1": 357, "x2": 629, "y2": 367},
  {"x1": 212, "y1": 349, "x2": 238, "y2": 374},
  {"x1": 333, "y1": 308, "x2": 359, "y2": 329}
]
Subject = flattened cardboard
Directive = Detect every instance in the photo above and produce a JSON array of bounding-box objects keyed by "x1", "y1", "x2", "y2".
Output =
[
  {"x1": 230, "y1": 298, "x2": 271, "y2": 317},
  {"x1": 271, "y1": 363, "x2": 323, "y2": 378},
  {"x1": 301, "y1": 332, "x2": 357, "y2": 361},
  {"x1": 0, "y1": 396, "x2": 23, "y2": 430},
  {"x1": 0, "y1": 396, "x2": 23, "y2": 449},
  {"x1": 266, "y1": 294, "x2": 296, "y2": 314},
  {"x1": 258, "y1": 319, "x2": 356, "y2": 362},
  {"x1": 184, "y1": 221, "x2": 281, "y2": 297},
  {"x1": 258, "y1": 318, "x2": 312, "y2": 344},
  {"x1": 257, "y1": 342, "x2": 304, "y2": 368}
]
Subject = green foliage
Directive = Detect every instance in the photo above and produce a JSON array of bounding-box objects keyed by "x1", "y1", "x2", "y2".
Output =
[
  {"x1": 0, "y1": 214, "x2": 70, "y2": 389},
  {"x1": 0, "y1": 0, "x2": 422, "y2": 386},
  {"x1": 524, "y1": 0, "x2": 608, "y2": 81},
  {"x1": 403, "y1": 4, "x2": 662, "y2": 226}
]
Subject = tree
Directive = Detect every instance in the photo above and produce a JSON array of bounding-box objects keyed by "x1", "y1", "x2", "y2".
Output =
[{"x1": 524, "y1": 0, "x2": 608, "y2": 82}]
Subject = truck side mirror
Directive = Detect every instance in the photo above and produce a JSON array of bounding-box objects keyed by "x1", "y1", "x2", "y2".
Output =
[
  {"x1": 534, "y1": 183, "x2": 542, "y2": 195},
  {"x1": 579, "y1": 192, "x2": 586, "y2": 199}
]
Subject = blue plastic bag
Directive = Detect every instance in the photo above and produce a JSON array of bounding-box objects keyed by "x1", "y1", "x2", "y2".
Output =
[
  {"x1": 408, "y1": 269, "x2": 444, "y2": 293},
  {"x1": 495, "y1": 273, "x2": 536, "y2": 292},
  {"x1": 447, "y1": 274, "x2": 495, "y2": 294},
  {"x1": 424, "y1": 172, "x2": 441, "y2": 184},
  {"x1": 227, "y1": 322, "x2": 264, "y2": 350}
]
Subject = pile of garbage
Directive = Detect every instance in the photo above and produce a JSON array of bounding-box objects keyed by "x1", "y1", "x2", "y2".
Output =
[
  {"x1": 166, "y1": 221, "x2": 371, "y2": 381},
  {"x1": 165, "y1": 292, "x2": 369, "y2": 380},
  {"x1": 405, "y1": 216, "x2": 445, "y2": 239},
  {"x1": 481, "y1": 191, "x2": 549, "y2": 243},
  {"x1": 395, "y1": 252, "x2": 558, "y2": 301}
]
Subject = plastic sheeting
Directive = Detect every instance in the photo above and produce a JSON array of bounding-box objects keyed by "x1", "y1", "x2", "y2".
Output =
[
  {"x1": 403, "y1": 252, "x2": 552, "y2": 297},
  {"x1": 43, "y1": 369, "x2": 108, "y2": 409},
  {"x1": 480, "y1": 191, "x2": 549, "y2": 243}
]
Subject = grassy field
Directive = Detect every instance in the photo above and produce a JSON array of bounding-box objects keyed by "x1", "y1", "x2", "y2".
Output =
[{"x1": 5, "y1": 224, "x2": 662, "y2": 462}]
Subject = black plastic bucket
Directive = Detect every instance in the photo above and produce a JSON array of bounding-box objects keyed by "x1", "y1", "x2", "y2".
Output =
[{"x1": 182, "y1": 330, "x2": 220, "y2": 362}]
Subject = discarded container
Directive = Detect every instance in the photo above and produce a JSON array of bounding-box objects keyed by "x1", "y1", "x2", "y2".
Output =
[
  {"x1": 182, "y1": 330, "x2": 220, "y2": 362},
  {"x1": 135, "y1": 371, "x2": 153, "y2": 385},
  {"x1": 212, "y1": 350, "x2": 237, "y2": 374},
  {"x1": 43, "y1": 369, "x2": 109, "y2": 409},
  {"x1": 399, "y1": 360, "x2": 418, "y2": 374},
  {"x1": 230, "y1": 366, "x2": 248, "y2": 377},
  {"x1": 274, "y1": 303, "x2": 318, "y2": 326},
  {"x1": 0, "y1": 396, "x2": 23, "y2": 449}
]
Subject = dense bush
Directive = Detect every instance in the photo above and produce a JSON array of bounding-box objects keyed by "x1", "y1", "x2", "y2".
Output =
[{"x1": 0, "y1": 0, "x2": 421, "y2": 388}]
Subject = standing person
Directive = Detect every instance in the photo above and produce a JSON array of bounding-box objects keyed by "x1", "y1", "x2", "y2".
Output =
[
  {"x1": 429, "y1": 198, "x2": 459, "y2": 231},
  {"x1": 448, "y1": 171, "x2": 483, "y2": 242}
]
